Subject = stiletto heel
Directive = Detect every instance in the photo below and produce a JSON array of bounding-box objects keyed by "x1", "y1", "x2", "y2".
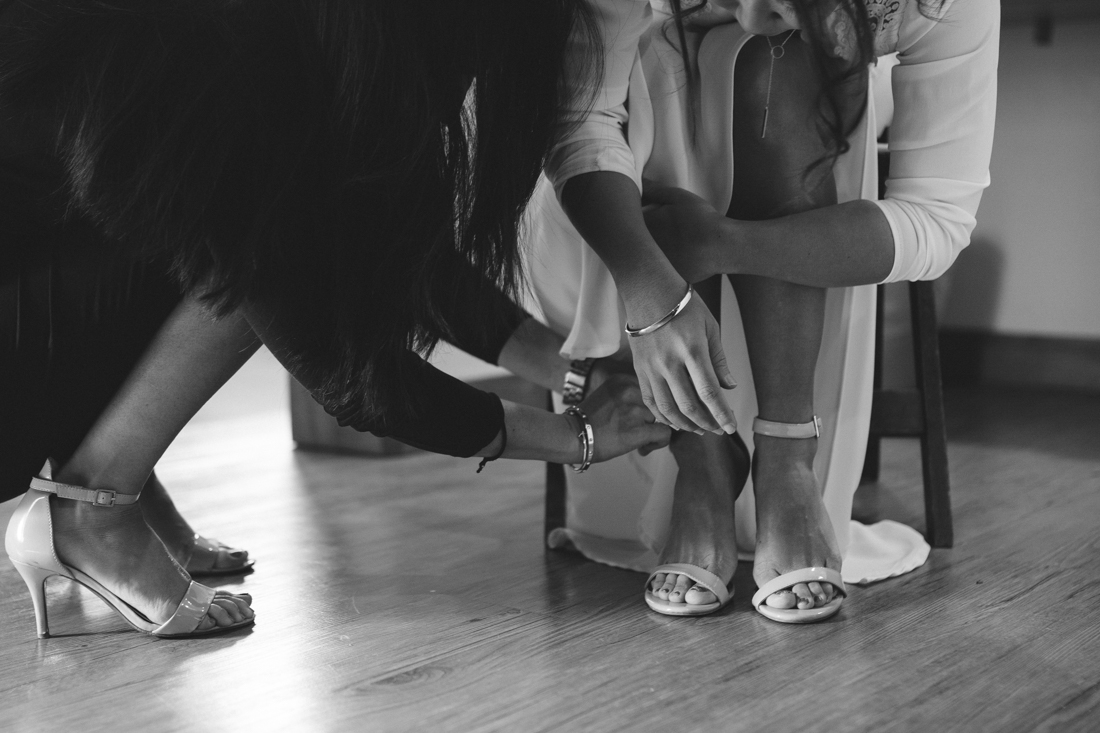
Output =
[
  {"x1": 5, "y1": 460, "x2": 254, "y2": 639},
  {"x1": 10, "y1": 560, "x2": 55, "y2": 638}
]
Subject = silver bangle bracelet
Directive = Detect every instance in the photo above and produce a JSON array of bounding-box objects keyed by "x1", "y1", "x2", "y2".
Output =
[
  {"x1": 564, "y1": 406, "x2": 594, "y2": 473},
  {"x1": 624, "y1": 285, "x2": 693, "y2": 338}
]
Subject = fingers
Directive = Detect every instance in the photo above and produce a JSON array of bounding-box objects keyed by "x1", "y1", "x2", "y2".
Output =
[
  {"x1": 684, "y1": 354, "x2": 737, "y2": 434},
  {"x1": 629, "y1": 305, "x2": 737, "y2": 435},
  {"x1": 707, "y1": 325, "x2": 738, "y2": 392},
  {"x1": 648, "y1": 376, "x2": 706, "y2": 434}
]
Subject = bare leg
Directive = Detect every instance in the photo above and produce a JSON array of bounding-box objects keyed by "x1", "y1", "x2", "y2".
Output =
[
  {"x1": 141, "y1": 470, "x2": 250, "y2": 572},
  {"x1": 727, "y1": 35, "x2": 855, "y2": 608},
  {"x1": 51, "y1": 295, "x2": 260, "y2": 628},
  {"x1": 648, "y1": 279, "x2": 750, "y2": 607}
]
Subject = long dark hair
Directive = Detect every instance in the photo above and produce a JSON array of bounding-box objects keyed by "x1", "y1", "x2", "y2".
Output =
[{"x1": 0, "y1": 0, "x2": 595, "y2": 426}]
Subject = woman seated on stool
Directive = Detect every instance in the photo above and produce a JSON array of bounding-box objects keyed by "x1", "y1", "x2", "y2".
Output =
[{"x1": 525, "y1": 0, "x2": 996, "y2": 621}]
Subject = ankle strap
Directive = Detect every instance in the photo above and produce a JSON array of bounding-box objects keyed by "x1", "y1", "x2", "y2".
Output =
[
  {"x1": 29, "y1": 475, "x2": 140, "y2": 508},
  {"x1": 752, "y1": 416, "x2": 821, "y2": 440}
]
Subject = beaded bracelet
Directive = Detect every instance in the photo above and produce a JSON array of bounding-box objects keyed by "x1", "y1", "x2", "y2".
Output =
[
  {"x1": 564, "y1": 406, "x2": 594, "y2": 473},
  {"x1": 624, "y1": 285, "x2": 693, "y2": 338}
]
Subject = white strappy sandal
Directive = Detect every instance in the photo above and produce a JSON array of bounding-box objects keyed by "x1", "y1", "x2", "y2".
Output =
[
  {"x1": 5, "y1": 460, "x2": 255, "y2": 639},
  {"x1": 750, "y1": 416, "x2": 847, "y2": 624}
]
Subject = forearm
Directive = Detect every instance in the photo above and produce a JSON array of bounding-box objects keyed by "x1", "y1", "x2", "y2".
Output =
[
  {"x1": 717, "y1": 199, "x2": 895, "y2": 288},
  {"x1": 476, "y1": 401, "x2": 581, "y2": 463},
  {"x1": 496, "y1": 316, "x2": 570, "y2": 393},
  {"x1": 562, "y1": 171, "x2": 687, "y2": 323}
]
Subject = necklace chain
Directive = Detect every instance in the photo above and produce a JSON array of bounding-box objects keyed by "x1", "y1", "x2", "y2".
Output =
[{"x1": 761, "y1": 30, "x2": 798, "y2": 139}]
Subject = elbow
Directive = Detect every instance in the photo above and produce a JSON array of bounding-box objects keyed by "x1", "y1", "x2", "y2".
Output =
[{"x1": 880, "y1": 198, "x2": 976, "y2": 283}]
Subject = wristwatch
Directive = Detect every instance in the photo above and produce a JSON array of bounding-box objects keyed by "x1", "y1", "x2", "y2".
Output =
[{"x1": 562, "y1": 358, "x2": 596, "y2": 405}]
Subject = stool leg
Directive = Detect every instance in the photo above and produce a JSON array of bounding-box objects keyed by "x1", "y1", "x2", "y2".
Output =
[
  {"x1": 910, "y1": 281, "x2": 953, "y2": 547},
  {"x1": 544, "y1": 390, "x2": 567, "y2": 546},
  {"x1": 862, "y1": 284, "x2": 886, "y2": 483}
]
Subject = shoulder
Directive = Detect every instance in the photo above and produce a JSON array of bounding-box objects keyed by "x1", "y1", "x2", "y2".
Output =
[{"x1": 895, "y1": 0, "x2": 1001, "y2": 58}]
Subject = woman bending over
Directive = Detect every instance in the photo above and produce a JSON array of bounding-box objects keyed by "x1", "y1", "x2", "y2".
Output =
[{"x1": 1, "y1": 0, "x2": 668, "y2": 639}]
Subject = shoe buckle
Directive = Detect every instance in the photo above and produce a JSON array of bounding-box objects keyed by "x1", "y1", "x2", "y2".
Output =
[{"x1": 93, "y1": 489, "x2": 118, "y2": 507}]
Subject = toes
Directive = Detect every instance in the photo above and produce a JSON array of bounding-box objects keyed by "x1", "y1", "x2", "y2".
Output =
[
  {"x1": 212, "y1": 597, "x2": 244, "y2": 624},
  {"x1": 219, "y1": 547, "x2": 249, "y2": 569},
  {"x1": 649, "y1": 573, "x2": 667, "y2": 593},
  {"x1": 684, "y1": 585, "x2": 718, "y2": 606},
  {"x1": 204, "y1": 601, "x2": 232, "y2": 630},
  {"x1": 791, "y1": 583, "x2": 814, "y2": 610},
  {"x1": 667, "y1": 574, "x2": 692, "y2": 603},
  {"x1": 765, "y1": 590, "x2": 797, "y2": 609},
  {"x1": 203, "y1": 593, "x2": 254, "y2": 629},
  {"x1": 657, "y1": 574, "x2": 678, "y2": 600},
  {"x1": 808, "y1": 581, "x2": 828, "y2": 607}
]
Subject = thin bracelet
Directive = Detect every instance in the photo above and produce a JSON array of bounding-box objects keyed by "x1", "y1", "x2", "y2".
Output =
[
  {"x1": 624, "y1": 285, "x2": 693, "y2": 338},
  {"x1": 476, "y1": 424, "x2": 507, "y2": 473},
  {"x1": 564, "y1": 406, "x2": 594, "y2": 472}
]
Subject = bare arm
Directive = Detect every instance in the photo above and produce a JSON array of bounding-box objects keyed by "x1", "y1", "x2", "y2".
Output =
[
  {"x1": 643, "y1": 189, "x2": 894, "y2": 287},
  {"x1": 562, "y1": 172, "x2": 738, "y2": 435}
]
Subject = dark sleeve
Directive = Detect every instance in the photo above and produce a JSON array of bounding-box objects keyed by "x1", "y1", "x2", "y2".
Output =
[
  {"x1": 327, "y1": 351, "x2": 505, "y2": 457},
  {"x1": 244, "y1": 303, "x2": 504, "y2": 459},
  {"x1": 439, "y1": 260, "x2": 530, "y2": 365}
]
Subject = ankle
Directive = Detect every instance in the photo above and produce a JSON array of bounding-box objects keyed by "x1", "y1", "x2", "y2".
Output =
[
  {"x1": 752, "y1": 435, "x2": 817, "y2": 468},
  {"x1": 54, "y1": 462, "x2": 144, "y2": 498},
  {"x1": 52, "y1": 497, "x2": 145, "y2": 532}
]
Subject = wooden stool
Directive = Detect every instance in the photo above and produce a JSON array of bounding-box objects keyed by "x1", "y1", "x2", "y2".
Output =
[
  {"x1": 861, "y1": 280, "x2": 954, "y2": 547},
  {"x1": 861, "y1": 141, "x2": 953, "y2": 548}
]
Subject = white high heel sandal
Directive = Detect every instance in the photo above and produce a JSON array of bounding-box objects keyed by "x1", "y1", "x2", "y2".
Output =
[
  {"x1": 750, "y1": 417, "x2": 847, "y2": 624},
  {"x1": 5, "y1": 460, "x2": 255, "y2": 638}
]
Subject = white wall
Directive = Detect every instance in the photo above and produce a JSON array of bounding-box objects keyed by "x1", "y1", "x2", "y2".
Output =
[{"x1": 940, "y1": 19, "x2": 1100, "y2": 339}]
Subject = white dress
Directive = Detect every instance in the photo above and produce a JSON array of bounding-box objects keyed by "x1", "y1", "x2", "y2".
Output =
[{"x1": 524, "y1": 0, "x2": 999, "y2": 583}]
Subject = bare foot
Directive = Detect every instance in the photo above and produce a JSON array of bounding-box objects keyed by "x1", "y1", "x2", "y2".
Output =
[
  {"x1": 50, "y1": 471, "x2": 252, "y2": 632},
  {"x1": 751, "y1": 435, "x2": 842, "y2": 610},
  {"x1": 141, "y1": 472, "x2": 251, "y2": 574},
  {"x1": 648, "y1": 432, "x2": 750, "y2": 608}
]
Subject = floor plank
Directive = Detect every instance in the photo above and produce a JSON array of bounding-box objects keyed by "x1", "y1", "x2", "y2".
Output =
[{"x1": 1, "y1": 350, "x2": 1098, "y2": 732}]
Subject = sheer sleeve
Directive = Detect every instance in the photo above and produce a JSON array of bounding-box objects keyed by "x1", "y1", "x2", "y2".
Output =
[
  {"x1": 873, "y1": 0, "x2": 1000, "y2": 283},
  {"x1": 544, "y1": 0, "x2": 651, "y2": 195}
]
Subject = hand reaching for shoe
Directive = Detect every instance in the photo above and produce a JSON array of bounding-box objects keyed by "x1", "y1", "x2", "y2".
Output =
[
  {"x1": 578, "y1": 373, "x2": 672, "y2": 460},
  {"x1": 622, "y1": 290, "x2": 738, "y2": 436}
]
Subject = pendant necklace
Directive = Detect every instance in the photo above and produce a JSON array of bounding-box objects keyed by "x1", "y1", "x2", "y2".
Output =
[{"x1": 761, "y1": 29, "x2": 798, "y2": 139}]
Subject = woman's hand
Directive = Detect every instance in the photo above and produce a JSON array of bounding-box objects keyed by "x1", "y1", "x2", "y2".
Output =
[
  {"x1": 579, "y1": 373, "x2": 672, "y2": 460},
  {"x1": 625, "y1": 295, "x2": 738, "y2": 435},
  {"x1": 642, "y1": 185, "x2": 726, "y2": 284}
]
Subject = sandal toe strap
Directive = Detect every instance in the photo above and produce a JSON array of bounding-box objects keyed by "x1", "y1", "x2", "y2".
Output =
[
  {"x1": 646, "y1": 563, "x2": 732, "y2": 605},
  {"x1": 154, "y1": 581, "x2": 217, "y2": 637},
  {"x1": 751, "y1": 567, "x2": 846, "y2": 608}
]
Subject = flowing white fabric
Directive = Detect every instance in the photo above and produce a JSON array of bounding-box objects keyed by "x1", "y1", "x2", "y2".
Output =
[{"x1": 529, "y1": 0, "x2": 999, "y2": 584}]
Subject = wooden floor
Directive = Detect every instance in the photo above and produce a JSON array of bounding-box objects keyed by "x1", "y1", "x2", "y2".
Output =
[{"x1": 1, "y1": 350, "x2": 1098, "y2": 732}]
